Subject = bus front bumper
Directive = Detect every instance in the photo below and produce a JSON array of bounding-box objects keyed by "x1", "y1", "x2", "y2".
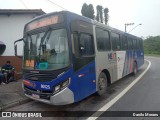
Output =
[{"x1": 24, "y1": 87, "x2": 74, "y2": 105}]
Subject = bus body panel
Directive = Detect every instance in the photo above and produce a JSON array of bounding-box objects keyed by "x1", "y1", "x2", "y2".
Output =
[
  {"x1": 135, "y1": 49, "x2": 144, "y2": 68},
  {"x1": 126, "y1": 50, "x2": 134, "y2": 75},
  {"x1": 95, "y1": 51, "x2": 114, "y2": 84},
  {"x1": 116, "y1": 51, "x2": 126, "y2": 79},
  {"x1": 72, "y1": 60, "x2": 96, "y2": 102}
]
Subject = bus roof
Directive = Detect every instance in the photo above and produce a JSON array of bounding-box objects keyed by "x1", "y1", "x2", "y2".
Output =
[{"x1": 24, "y1": 11, "x2": 142, "y2": 39}]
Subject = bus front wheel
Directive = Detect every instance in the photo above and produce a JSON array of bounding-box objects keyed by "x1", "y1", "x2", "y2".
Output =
[{"x1": 97, "y1": 72, "x2": 107, "y2": 96}]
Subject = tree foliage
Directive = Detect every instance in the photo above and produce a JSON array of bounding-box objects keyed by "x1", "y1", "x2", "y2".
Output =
[
  {"x1": 104, "y1": 8, "x2": 109, "y2": 25},
  {"x1": 96, "y1": 5, "x2": 100, "y2": 22},
  {"x1": 99, "y1": 5, "x2": 103, "y2": 23},
  {"x1": 88, "y1": 4, "x2": 94, "y2": 19},
  {"x1": 81, "y1": 3, "x2": 109, "y2": 25},
  {"x1": 96, "y1": 5, "x2": 109, "y2": 24},
  {"x1": 144, "y1": 36, "x2": 160, "y2": 54},
  {"x1": 81, "y1": 3, "x2": 94, "y2": 19},
  {"x1": 81, "y1": 3, "x2": 88, "y2": 17}
]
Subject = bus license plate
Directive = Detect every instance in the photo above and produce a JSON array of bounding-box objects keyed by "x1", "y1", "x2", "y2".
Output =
[{"x1": 32, "y1": 94, "x2": 40, "y2": 99}]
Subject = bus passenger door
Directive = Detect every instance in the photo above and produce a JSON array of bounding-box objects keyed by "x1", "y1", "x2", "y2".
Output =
[
  {"x1": 71, "y1": 20, "x2": 96, "y2": 101},
  {"x1": 72, "y1": 32, "x2": 96, "y2": 101}
]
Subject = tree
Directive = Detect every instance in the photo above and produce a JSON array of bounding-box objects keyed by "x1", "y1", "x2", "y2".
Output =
[
  {"x1": 96, "y1": 5, "x2": 101, "y2": 22},
  {"x1": 88, "y1": 4, "x2": 94, "y2": 19},
  {"x1": 81, "y1": 3, "x2": 88, "y2": 17},
  {"x1": 81, "y1": 3, "x2": 110, "y2": 24},
  {"x1": 81, "y1": 3, "x2": 94, "y2": 19},
  {"x1": 99, "y1": 5, "x2": 103, "y2": 23},
  {"x1": 104, "y1": 8, "x2": 109, "y2": 25},
  {"x1": 96, "y1": 5, "x2": 103, "y2": 23}
]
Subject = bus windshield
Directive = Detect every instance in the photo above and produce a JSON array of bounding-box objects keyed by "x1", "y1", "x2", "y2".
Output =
[{"x1": 23, "y1": 28, "x2": 70, "y2": 70}]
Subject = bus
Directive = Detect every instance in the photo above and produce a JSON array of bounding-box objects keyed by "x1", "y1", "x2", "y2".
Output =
[{"x1": 14, "y1": 11, "x2": 144, "y2": 105}]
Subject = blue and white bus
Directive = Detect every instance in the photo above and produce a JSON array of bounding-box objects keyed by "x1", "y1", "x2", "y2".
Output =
[{"x1": 14, "y1": 11, "x2": 144, "y2": 105}]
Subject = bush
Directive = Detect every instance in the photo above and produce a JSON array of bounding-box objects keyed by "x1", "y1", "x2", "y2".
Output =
[{"x1": 144, "y1": 36, "x2": 160, "y2": 55}]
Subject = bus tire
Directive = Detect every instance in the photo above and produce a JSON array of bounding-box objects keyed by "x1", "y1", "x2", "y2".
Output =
[
  {"x1": 97, "y1": 72, "x2": 107, "y2": 96},
  {"x1": 133, "y1": 62, "x2": 137, "y2": 75}
]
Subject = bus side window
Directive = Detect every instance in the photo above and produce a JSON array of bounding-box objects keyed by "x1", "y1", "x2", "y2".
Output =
[
  {"x1": 96, "y1": 28, "x2": 110, "y2": 51},
  {"x1": 111, "y1": 32, "x2": 121, "y2": 51},
  {"x1": 117, "y1": 35, "x2": 121, "y2": 50},
  {"x1": 72, "y1": 33, "x2": 80, "y2": 57},
  {"x1": 133, "y1": 39, "x2": 137, "y2": 50},
  {"x1": 72, "y1": 32, "x2": 94, "y2": 57},
  {"x1": 79, "y1": 33, "x2": 94, "y2": 57},
  {"x1": 128, "y1": 38, "x2": 133, "y2": 50},
  {"x1": 139, "y1": 39, "x2": 143, "y2": 50},
  {"x1": 131, "y1": 40, "x2": 133, "y2": 50},
  {"x1": 137, "y1": 39, "x2": 140, "y2": 50},
  {"x1": 122, "y1": 36, "x2": 128, "y2": 50}
]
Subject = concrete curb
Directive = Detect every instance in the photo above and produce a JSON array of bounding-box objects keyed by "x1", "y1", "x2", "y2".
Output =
[{"x1": 0, "y1": 98, "x2": 32, "y2": 111}]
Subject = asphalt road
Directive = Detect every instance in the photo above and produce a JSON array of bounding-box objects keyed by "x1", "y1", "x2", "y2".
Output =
[
  {"x1": 98, "y1": 56, "x2": 160, "y2": 120},
  {"x1": 2, "y1": 56, "x2": 159, "y2": 120}
]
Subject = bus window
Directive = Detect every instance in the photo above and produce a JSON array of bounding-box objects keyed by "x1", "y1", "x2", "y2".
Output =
[
  {"x1": 133, "y1": 39, "x2": 137, "y2": 50},
  {"x1": 128, "y1": 38, "x2": 133, "y2": 50},
  {"x1": 72, "y1": 33, "x2": 79, "y2": 56},
  {"x1": 139, "y1": 39, "x2": 143, "y2": 50},
  {"x1": 122, "y1": 36, "x2": 128, "y2": 50},
  {"x1": 96, "y1": 28, "x2": 110, "y2": 51},
  {"x1": 136, "y1": 39, "x2": 140, "y2": 49},
  {"x1": 111, "y1": 32, "x2": 121, "y2": 50},
  {"x1": 79, "y1": 33, "x2": 94, "y2": 56}
]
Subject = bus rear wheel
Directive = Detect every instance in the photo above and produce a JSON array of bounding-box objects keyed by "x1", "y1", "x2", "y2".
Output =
[
  {"x1": 133, "y1": 62, "x2": 137, "y2": 75},
  {"x1": 97, "y1": 72, "x2": 107, "y2": 96}
]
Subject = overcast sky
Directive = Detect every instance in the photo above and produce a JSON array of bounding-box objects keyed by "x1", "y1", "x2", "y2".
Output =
[{"x1": 0, "y1": 0, "x2": 160, "y2": 38}]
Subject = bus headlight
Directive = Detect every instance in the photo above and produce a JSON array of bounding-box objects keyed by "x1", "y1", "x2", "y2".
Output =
[
  {"x1": 62, "y1": 79, "x2": 70, "y2": 88},
  {"x1": 55, "y1": 85, "x2": 61, "y2": 92},
  {"x1": 53, "y1": 78, "x2": 70, "y2": 94}
]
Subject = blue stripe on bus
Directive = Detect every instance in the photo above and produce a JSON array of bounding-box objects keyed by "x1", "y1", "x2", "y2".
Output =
[{"x1": 122, "y1": 50, "x2": 144, "y2": 77}]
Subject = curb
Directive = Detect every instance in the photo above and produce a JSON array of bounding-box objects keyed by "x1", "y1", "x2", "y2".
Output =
[{"x1": 0, "y1": 98, "x2": 32, "y2": 111}]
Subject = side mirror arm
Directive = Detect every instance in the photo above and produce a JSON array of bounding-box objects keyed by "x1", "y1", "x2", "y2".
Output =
[{"x1": 14, "y1": 38, "x2": 23, "y2": 56}]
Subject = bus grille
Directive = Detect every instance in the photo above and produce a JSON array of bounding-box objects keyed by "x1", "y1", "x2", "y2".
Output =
[{"x1": 23, "y1": 72, "x2": 57, "y2": 82}]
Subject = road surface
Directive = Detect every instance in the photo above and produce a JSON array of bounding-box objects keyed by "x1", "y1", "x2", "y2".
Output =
[{"x1": 97, "y1": 56, "x2": 160, "y2": 120}]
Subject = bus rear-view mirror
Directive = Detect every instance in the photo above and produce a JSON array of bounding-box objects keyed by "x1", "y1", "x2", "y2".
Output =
[{"x1": 14, "y1": 38, "x2": 24, "y2": 57}]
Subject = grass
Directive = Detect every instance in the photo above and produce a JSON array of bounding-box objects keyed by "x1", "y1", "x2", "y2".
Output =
[{"x1": 144, "y1": 53, "x2": 160, "y2": 57}]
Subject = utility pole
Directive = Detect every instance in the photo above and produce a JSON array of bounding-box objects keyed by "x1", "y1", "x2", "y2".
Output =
[{"x1": 125, "y1": 23, "x2": 134, "y2": 32}]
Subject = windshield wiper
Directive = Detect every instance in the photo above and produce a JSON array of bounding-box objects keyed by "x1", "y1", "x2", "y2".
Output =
[
  {"x1": 41, "y1": 30, "x2": 50, "y2": 44},
  {"x1": 27, "y1": 35, "x2": 33, "y2": 61},
  {"x1": 38, "y1": 29, "x2": 51, "y2": 61}
]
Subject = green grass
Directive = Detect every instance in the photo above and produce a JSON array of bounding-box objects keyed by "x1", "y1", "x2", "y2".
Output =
[{"x1": 144, "y1": 53, "x2": 160, "y2": 57}]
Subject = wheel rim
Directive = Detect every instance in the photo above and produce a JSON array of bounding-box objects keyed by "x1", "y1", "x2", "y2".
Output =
[
  {"x1": 98, "y1": 77, "x2": 106, "y2": 90},
  {"x1": 134, "y1": 68, "x2": 137, "y2": 74},
  {"x1": 134, "y1": 64, "x2": 137, "y2": 74}
]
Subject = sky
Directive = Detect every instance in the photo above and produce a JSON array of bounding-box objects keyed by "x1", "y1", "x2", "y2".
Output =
[{"x1": 0, "y1": 0, "x2": 160, "y2": 38}]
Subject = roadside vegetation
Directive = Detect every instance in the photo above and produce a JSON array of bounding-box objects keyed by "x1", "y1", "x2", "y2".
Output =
[{"x1": 144, "y1": 36, "x2": 160, "y2": 56}]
